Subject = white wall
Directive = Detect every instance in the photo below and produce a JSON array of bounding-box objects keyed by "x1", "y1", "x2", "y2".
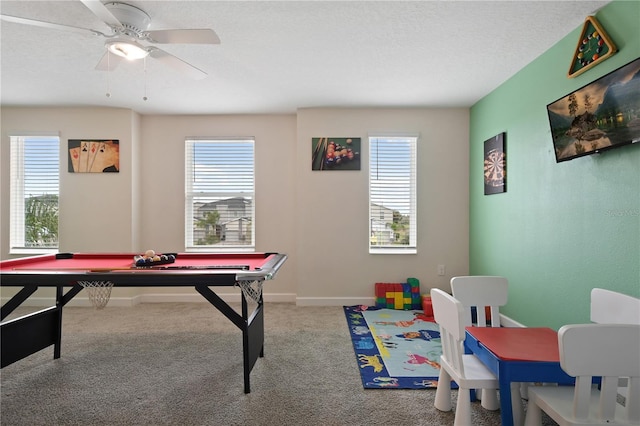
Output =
[{"x1": 1, "y1": 107, "x2": 469, "y2": 306}]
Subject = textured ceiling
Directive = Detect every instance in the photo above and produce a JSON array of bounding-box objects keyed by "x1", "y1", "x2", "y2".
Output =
[{"x1": 0, "y1": 0, "x2": 610, "y2": 115}]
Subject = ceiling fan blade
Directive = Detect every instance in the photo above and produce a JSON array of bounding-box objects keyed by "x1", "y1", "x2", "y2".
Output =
[
  {"x1": 0, "y1": 14, "x2": 106, "y2": 37},
  {"x1": 80, "y1": 0, "x2": 122, "y2": 27},
  {"x1": 146, "y1": 29, "x2": 220, "y2": 45},
  {"x1": 148, "y1": 48, "x2": 208, "y2": 80},
  {"x1": 95, "y1": 51, "x2": 124, "y2": 71}
]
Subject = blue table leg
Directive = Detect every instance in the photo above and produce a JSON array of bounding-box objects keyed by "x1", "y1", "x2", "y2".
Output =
[{"x1": 498, "y1": 373, "x2": 514, "y2": 426}]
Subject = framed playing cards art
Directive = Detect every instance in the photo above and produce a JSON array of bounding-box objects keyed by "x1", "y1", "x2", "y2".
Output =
[{"x1": 68, "y1": 140, "x2": 119, "y2": 173}]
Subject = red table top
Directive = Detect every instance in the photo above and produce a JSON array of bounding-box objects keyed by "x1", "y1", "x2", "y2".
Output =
[
  {"x1": 466, "y1": 326, "x2": 560, "y2": 362},
  {"x1": 0, "y1": 252, "x2": 274, "y2": 272}
]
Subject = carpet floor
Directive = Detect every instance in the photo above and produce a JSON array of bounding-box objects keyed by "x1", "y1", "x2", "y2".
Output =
[{"x1": 1, "y1": 302, "x2": 557, "y2": 425}]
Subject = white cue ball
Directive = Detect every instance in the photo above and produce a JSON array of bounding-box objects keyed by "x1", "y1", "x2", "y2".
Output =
[{"x1": 145, "y1": 249, "x2": 155, "y2": 258}]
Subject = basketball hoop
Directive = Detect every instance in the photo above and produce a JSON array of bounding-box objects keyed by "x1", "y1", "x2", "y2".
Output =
[
  {"x1": 78, "y1": 281, "x2": 114, "y2": 309},
  {"x1": 236, "y1": 279, "x2": 264, "y2": 304}
]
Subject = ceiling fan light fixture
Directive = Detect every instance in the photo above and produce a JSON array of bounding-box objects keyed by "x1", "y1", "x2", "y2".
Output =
[{"x1": 106, "y1": 38, "x2": 149, "y2": 60}]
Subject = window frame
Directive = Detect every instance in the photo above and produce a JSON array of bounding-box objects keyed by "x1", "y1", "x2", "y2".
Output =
[
  {"x1": 9, "y1": 134, "x2": 61, "y2": 255},
  {"x1": 368, "y1": 134, "x2": 418, "y2": 255},
  {"x1": 185, "y1": 137, "x2": 256, "y2": 253}
]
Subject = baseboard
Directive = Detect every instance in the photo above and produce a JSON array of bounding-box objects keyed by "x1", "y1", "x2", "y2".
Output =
[
  {"x1": 1, "y1": 292, "x2": 297, "y2": 308},
  {"x1": 296, "y1": 297, "x2": 376, "y2": 306},
  {"x1": 139, "y1": 292, "x2": 296, "y2": 304},
  {"x1": 500, "y1": 313, "x2": 526, "y2": 327},
  {"x1": 1, "y1": 293, "x2": 526, "y2": 326}
]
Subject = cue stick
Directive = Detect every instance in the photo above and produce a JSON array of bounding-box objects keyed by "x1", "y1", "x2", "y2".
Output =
[
  {"x1": 311, "y1": 137, "x2": 325, "y2": 168},
  {"x1": 320, "y1": 137, "x2": 328, "y2": 170}
]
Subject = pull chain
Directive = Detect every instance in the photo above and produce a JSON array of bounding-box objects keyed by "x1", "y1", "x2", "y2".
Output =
[
  {"x1": 143, "y1": 56, "x2": 148, "y2": 101},
  {"x1": 105, "y1": 51, "x2": 111, "y2": 98}
]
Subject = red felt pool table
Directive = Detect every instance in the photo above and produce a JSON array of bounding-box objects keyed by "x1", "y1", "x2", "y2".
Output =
[{"x1": 0, "y1": 252, "x2": 287, "y2": 393}]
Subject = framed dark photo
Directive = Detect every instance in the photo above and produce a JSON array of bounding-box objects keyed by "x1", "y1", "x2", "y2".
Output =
[
  {"x1": 311, "y1": 137, "x2": 361, "y2": 171},
  {"x1": 548, "y1": 57, "x2": 640, "y2": 162},
  {"x1": 484, "y1": 133, "x2": 506, "y2": 195}
]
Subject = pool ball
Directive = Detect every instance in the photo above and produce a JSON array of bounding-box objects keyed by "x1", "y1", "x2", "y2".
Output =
[{"x1": 145, "y1": 249, "x2": 155, "y2": 258}]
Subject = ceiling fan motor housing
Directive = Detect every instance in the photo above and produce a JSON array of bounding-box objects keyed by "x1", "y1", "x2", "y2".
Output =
[{"x1": 105, "y1": 2, "x2": 151, "y2": 38}]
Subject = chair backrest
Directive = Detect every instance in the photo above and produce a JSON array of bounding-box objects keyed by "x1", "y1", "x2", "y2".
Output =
[
  {"x1": 558, "y1": 323, "x2": 640, "y2": 423},
  {"x1": 450, "y1": 276, "x2": 508, "y2": 327},
  {"x1": 590, "y1": 288, "x2": 640, "y2": 325},
  {"x1": 431, "y1": 288, "x2": 466, "y2": 375}
]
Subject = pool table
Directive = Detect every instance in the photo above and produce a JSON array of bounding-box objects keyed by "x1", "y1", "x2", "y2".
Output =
[{"x1": 0, "y1": 252, "x2": 287, "y2": 393}]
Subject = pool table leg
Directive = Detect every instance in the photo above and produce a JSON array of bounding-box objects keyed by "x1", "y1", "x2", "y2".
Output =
[
  {"x1": 195, "y1": 285, "x2": 265, "y2": 394},
  {"x1": 0, "y1": 283, "x2": 89, "y2": 368}
]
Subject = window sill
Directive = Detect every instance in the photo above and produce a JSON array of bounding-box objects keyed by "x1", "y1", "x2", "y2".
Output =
[
  {"x1": 10, "y1": 248, "x2": 58, "y2": 255},
  {"x1": 369, "y1": 247, "x2": 417, "y2": 255},
  {"x1": 186, "y1": 246, "x2": 256, "y2": 253}
]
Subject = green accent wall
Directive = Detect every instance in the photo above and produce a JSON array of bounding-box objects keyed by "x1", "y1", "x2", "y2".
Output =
[{"x1": 469, "y1": 0, "x2": 640, "y2": 330}]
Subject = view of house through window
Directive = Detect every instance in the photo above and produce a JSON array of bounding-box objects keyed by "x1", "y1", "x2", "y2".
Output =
[
  {"x1": 185, "y1": 138, "x2": 255, "y2": 251},
  {"x1": 9, "y1": 135, "x2": 60, "y2": 252},
  {"x1": 369, "y1": 135, "x2": 417, "y2": 254}
]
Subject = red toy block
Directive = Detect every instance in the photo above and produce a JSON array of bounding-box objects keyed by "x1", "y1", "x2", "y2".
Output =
[{"x1": 422, "y1": 295, "x2": 434, "y2": 320}]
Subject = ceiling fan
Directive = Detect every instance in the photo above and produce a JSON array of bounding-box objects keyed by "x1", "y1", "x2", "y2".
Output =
[{"x1": 0, "y1": 0, "x2": 220, "y2": 79}]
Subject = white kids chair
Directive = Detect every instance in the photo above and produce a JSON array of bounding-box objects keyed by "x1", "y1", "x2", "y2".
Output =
[
  {"x1": 450, "y1": 276, "x2": 508, "y2": 328},
  {"x1": 590, "y1": 288, "x2": 640, "y2": 325},
  {"x1": 590, "y1": 288, "x2": 640, "y2": 399},
  {"x1": 450, "y1": 276, "x2": 508, "y2": 413},
  {"x1": 524, "y1": 323, "x2": 640, "y2": 426},
  {"x1": 431, "y1": 288, "x2": 499, "y2": 426}
]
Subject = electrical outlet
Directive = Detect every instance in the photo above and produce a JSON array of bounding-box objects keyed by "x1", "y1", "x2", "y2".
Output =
[{"x1": 437, "y1": 264, "x2": 445, "y2": 276}]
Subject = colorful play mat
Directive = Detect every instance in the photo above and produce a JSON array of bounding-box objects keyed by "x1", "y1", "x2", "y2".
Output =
[{"x1": 344, "y1": 305, "x2": 448, "y2": 389}]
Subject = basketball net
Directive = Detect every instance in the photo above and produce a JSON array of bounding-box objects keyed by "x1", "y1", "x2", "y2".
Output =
[
  {"x1": 78, "y1": 281, "x2": 114, "y2": 309},
  {"x1": 236, "y1": 279, "x2": 264, "y2": 304}
]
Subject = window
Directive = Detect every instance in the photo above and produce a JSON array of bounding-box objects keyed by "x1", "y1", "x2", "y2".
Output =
[
  {"x1": 185, "y1": 138, "x2": 255, "y2": 251},
  {"x1": 369, "y1": 135, "x2": 417, "y2": 254},
  {"x1": 9, "y1": 135, "x2": 60, "y2": 253}
]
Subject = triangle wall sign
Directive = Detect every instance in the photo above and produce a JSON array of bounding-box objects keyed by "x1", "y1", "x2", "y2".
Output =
[{"x1": 568, "y1": 16, "x2": 616, "y2": 78}]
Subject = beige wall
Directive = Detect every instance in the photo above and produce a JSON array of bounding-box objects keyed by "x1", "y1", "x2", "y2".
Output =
[
  {"x1": 1, "y1": 106, "x2": 469, "y2": 306},
  {"x1": 138, "y1": 114, "x2": 298, "y2": 301},
  {"x1": 295, "y1": 108, "x2": 470, "y2": 305},
  {"x1": 1, "y1": 107, "x2": 139, "y2": 254},
  {"x1": 1, "y1": 107, "x2": 141, "y2": 301}
]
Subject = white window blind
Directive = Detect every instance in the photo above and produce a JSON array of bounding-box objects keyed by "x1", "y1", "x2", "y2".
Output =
[
  {"x1": 185, "y1": 138, "x2": 255, "y2": 251},
  {"x1": 369, "y1": 135, "x2": 417, "y2": 254},
  {"x1": 10, "y1": 135, "x2": 60, "y2": 253}
]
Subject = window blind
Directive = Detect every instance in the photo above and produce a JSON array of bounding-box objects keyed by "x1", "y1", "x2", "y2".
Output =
[
  {"x1": 185, "y1": 138, "x2": 255, "y2": 251},
  {"x1": 10, "y1": 135, "x2": 60, "y2": 251},
  {"x1": 369, "y1": 135, "x2": 417, "y2": 253}
]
